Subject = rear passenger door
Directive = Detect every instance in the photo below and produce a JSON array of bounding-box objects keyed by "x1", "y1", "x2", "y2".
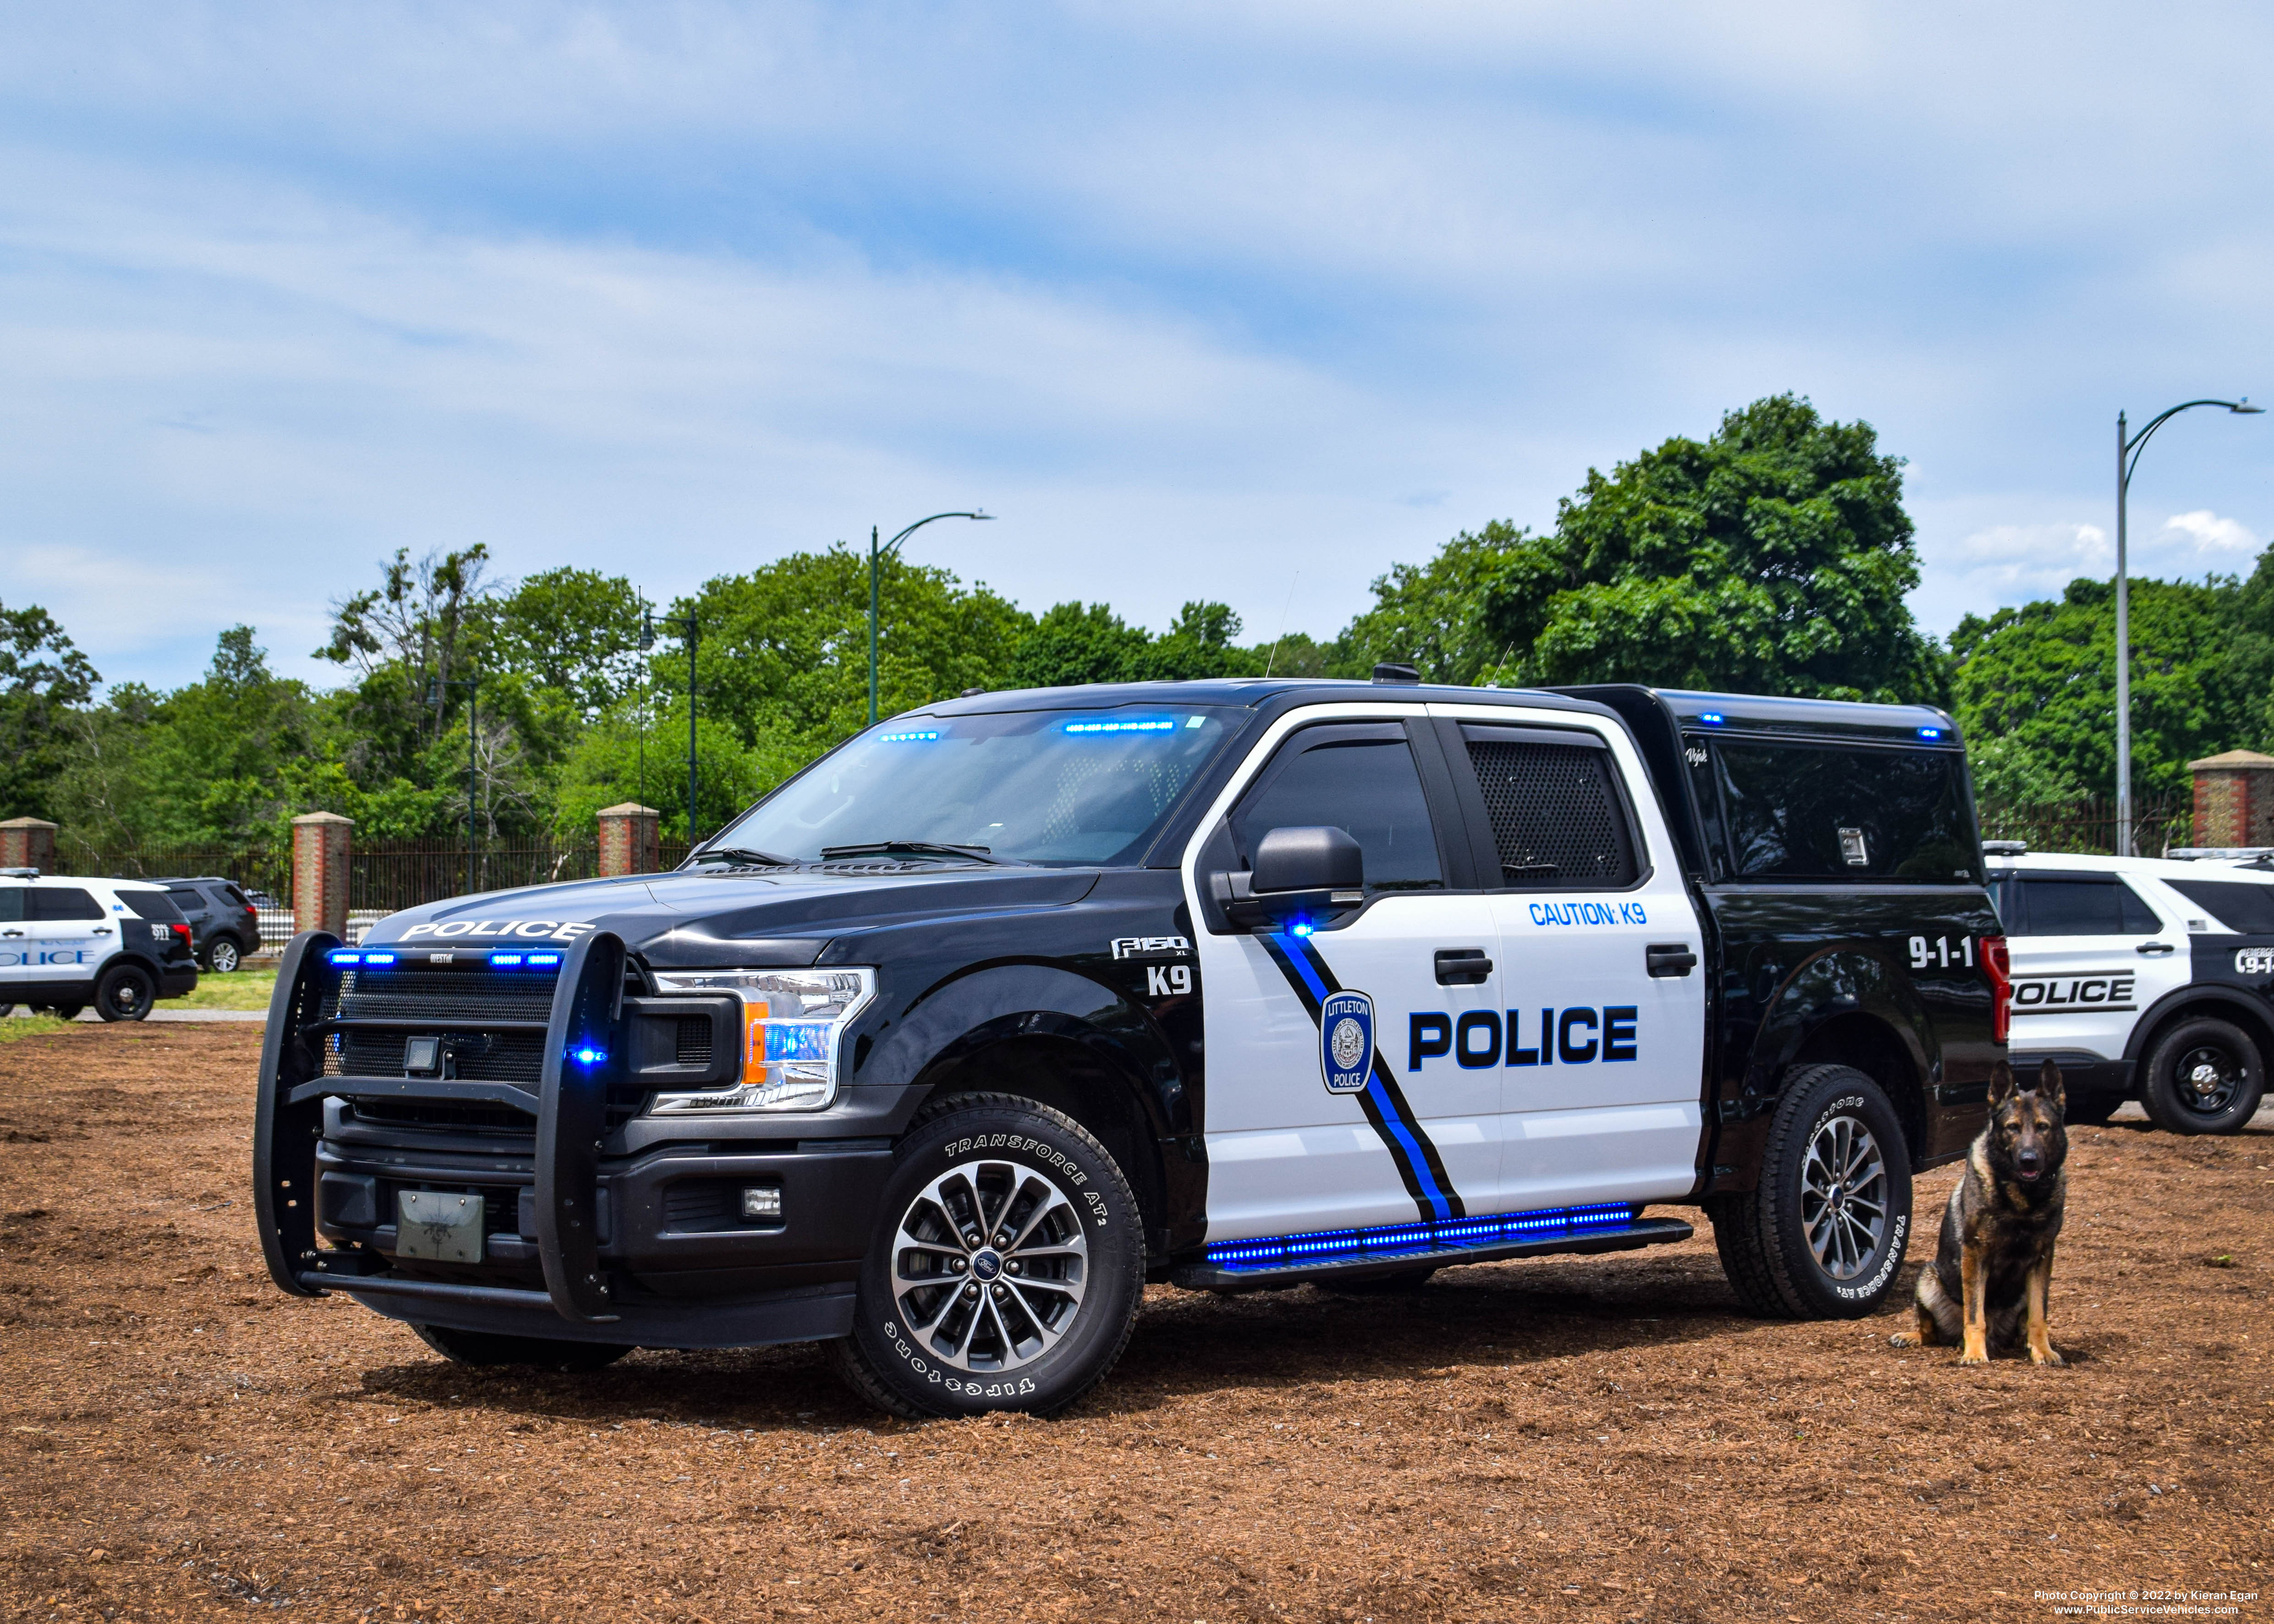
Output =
[
  {"x1": 24, "y1": 886, "x2": 110, "y2": 986},
  {"x1": 1431, "y1": 707, "x2": 1710, "y2": 1212},
  {"x1": 2005, "y1": 872, "x2": 2186, "y2": 1063}
]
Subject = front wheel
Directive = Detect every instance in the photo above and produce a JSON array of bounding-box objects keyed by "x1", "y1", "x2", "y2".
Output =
[
  {"x1": 410, "y1": 1324, "x2": 631, "y2": 1372},
  {"x1": 206, "y1": 936, "x2": 242, "y2": 974},
  {"x1": 94, "y1": 964, "x2": 155, "y2": 1022},
  {"x1": 833, "y1": 1093, "x2": 1145, "y2": 1419},
  {"x1": 2141, "y1": 1017, "x2": 2265, "y2": 1135},
  {"x1": 1709, "y1": 1064, "x2": 1914, "y2": 1320}
]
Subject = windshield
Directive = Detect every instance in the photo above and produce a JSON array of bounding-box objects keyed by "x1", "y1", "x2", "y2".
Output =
[{"x1": 708, "y1": 707, "x2": 1242, "y2": 866}]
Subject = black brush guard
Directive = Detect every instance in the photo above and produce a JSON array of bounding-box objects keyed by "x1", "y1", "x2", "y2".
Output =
[{"x1": 253, "y1": 929, "x2": 637, "y2": 1323}]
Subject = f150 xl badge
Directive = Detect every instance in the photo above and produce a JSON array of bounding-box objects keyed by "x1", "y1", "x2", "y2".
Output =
[{"x1": 1321, "y1": 991, "x2": 1373, "y2": 1094}]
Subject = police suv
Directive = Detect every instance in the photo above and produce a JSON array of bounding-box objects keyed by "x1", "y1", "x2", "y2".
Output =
[
  {"x1": 0, "y1": 869, "x2": 200, "y2": 1020},
  {"x1": 1987, "y1": 847, "x2": 2274, "y2": 1134},
  {"x1": 254, "y1": 676, "x2": 2005, "y2": 1417}
]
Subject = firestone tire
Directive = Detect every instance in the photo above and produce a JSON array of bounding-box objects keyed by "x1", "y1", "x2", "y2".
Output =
[
  {"x1": 833, "y1": 1093, "x2": 1145, "y2": 1420},
  {"x1": 2141, "y1": 1017, "x2": 2266, "y2": 1136},
  {"x1": 410, "y1": 1323, "x2": 632, "y2": 1372},
  {"x1": 1708, "y1": 1064, "x2": 1914, "y2": 1321},
  {"x1": 94, "y1": 963, "x2": 156, "y2": 1023}
]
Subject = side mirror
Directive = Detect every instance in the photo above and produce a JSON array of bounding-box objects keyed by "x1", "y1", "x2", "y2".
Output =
[{"x1": 1211, "y1": 826, "x2": 1365, "y2": 931}]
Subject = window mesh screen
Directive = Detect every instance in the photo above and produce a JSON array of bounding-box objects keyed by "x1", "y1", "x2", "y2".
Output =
[{"x1": 1467, "y1": 741, "x2": 1636, "y2": 887}]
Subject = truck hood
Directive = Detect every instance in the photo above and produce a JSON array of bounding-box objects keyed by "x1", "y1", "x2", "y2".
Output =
[{"x1": 361, "y1": 866, "x2": 1103, "y2": 968}]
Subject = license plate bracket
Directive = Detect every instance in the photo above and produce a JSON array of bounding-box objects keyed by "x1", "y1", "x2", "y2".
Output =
[{"x1": 396, "y1": 1190, "x2": 485, "y2": 1263}]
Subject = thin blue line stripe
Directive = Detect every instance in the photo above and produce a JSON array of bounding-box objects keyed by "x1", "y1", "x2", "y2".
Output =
[{"x1": 1365, "y1": 1075, "x2": 1452, "y2": 1219}]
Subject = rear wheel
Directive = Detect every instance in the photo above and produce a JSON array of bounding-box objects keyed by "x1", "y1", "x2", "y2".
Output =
[
  {"x1": 410, "y1": 1324, "x2": 631, "y2": 1372},
  {"x1": 205, "y1": 935, "x2": 242, "y2": 974},
  {"x1": 1709, "y1": 1064, "x2": 1914, "y2": 1320},
  {"x1": 2141, "y1": 1017, "x2": 2265, "y2": 1135},
  {"x1": 833, "y1": 1092, "x2": 1145, "y2": 1419},
  {"x1": 94, "y1": 963, "x2": 156, "y2": 1022}
]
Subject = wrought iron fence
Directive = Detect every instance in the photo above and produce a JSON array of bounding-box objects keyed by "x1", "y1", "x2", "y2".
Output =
[
  {"x1": 53, "y1": 838, "x2": 293, "y2": 903},
  {"x1": 1975, "y1": 795, "x2": 2192, "y2": 858}
]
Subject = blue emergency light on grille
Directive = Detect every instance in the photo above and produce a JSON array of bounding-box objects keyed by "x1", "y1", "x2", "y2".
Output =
[{"x1": 1204, "y1": 1201, "x2": 1646, "y2": 1271}]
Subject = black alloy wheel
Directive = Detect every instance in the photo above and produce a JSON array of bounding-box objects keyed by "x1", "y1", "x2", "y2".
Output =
[
  {"x1": 2141, "y1": 1017, "x2": 2266, "y2": 1136},
  {"x1": 94, "y1": 963, "x2": 155, "y2": 1023},
  {"x1": 1709, "y1": 1063, "x2": 1916, "y2": 1320}
]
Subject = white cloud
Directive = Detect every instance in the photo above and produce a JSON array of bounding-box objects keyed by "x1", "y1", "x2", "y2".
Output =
[{"x1": 2156, "y1": 509, "x2": 2259, "y2": 558}]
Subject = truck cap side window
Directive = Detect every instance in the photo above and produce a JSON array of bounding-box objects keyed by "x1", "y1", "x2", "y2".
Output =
[
  {"x1": 1710, "y1": 739, "x2": 1974, "y2": 882},
  {"x1": 1458, "y1": 723, "x2": 1638, "y2": 890},
  {"x1": 2016, "y1": 876, "x2": 2161, "y2": 936},
  {"x1": 27, "y1": 887, "x2": 104, "y2": 921},
  {"x1": 707, "y1": 706, "x2": 1237, "y2": 868},
  {"x1": 1230, "y1": 724, "x2": 1444, "y2": 891},
  {"x1": 2164, "y1": 878, "x2": 2274, "y2": 935}
]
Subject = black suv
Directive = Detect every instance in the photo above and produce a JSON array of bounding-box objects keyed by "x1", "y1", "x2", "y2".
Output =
[{"x1": 156, "y1": 876, "x2": 262, "y2": 973}]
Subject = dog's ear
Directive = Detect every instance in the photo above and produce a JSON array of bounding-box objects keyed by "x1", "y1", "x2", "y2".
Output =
[
  {"x1": 1989, "y1": 1060, "x2": 2016, "y2": 1104},
  {"x1": 2037, "y1": 1057, "x2": 2066, "y2": 1108}
]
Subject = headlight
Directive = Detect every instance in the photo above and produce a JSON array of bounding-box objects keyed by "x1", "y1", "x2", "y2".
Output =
[{"x1": 644, "y1": 968, "x2": 877, "y2": 1114}]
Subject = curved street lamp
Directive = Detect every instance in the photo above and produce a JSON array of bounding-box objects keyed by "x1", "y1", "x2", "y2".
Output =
[
  {"x1": 869, "y1": 510, "x2": 994, "y2": 725},
  {"x1": 2114, "y1": 399, "x2": 2264, "y2": 854}
]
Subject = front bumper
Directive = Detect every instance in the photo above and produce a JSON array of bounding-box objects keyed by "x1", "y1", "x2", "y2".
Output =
[{"x1": 252, "y1": 930, "x2": 893, "y2": 1349}]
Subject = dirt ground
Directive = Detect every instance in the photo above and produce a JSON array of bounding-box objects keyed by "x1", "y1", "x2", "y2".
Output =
[{"x1": 1, "y1": 1026, "x2": 2269, "y2": 1624}]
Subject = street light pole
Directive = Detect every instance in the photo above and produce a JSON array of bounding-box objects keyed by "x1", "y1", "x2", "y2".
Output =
[
  {"x1": 2114, "y1": 398, "x2": 2263, "y2": 855},
  {"x1": 868, "y1": 511, "x2": 994, "y2": 725}
]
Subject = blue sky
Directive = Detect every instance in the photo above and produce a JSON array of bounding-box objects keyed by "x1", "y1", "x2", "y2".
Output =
[{"x1": 4, "y1": 1, "x2": 2270, "y2": 691}]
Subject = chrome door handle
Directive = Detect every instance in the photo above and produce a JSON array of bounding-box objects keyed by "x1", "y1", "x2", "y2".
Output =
[{"x1": 2136, "y1": 941, "x2": 2177, "y2": 956}]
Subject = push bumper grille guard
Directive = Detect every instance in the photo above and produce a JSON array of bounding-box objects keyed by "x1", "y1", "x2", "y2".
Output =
[{"x1": 254, "y1": 929, "x2": 634, "y2": 1323}]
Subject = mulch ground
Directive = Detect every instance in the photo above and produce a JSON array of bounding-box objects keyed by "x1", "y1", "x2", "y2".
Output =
[{"x1": 1, "y1": 1024, "x2": 2269, "y2": 1624}]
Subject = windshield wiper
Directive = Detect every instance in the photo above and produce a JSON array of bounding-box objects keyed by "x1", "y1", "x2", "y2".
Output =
[
  {"x1": 687, "y1": 845, "x2": 799, "y2": 868},
  {"x1": 818, "y1": 840, "x2": 1020, "y2": 866}
]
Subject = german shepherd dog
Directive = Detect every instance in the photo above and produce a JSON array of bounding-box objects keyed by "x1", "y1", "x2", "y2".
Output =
[{"x1": 1890, "y1": 1059, "x2": 2068, "y2": 1365}]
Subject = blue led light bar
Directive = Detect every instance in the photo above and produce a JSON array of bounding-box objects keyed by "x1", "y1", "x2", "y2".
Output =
[
  {"x1": 490, "y1": 952, "x2": 524, "y2": 966},
  {"x1": 1698, "y1": 711, "x2": 1725, "y2": 726},
  {"x1": 526, "y1": 952, "x2": 561, "y2": 966},
  {"x1": 1204, "y1": 1202, "x2": 1647, "y2": 1271},
  {"x1": 1918, "y1": 726, "x2": 1943, "y2": 740},
  {"x1": 328, "y1": 950, "x2": 362, "y2": 966},
  {"x1": 569, "y1": 1045, "x2": 608, "y2": 1066},
  {"x1": 878, "y1": 729, "x2": 940, "y2": 743},
  {"x1": 364, "y1": 952, "x2": 396, "y2": 965},
  {"x1": 1064, "y1": 717, "x2": 1176, "y2": 734}
]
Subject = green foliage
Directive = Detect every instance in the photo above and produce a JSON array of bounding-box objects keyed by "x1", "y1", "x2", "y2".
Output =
[
  {"x1": 1950, "y1": 575, "x2": 2245, "y2": 801},
  {"x1": 1010, "y1": 600, "x2": 1264, "y2": 687},
  {"x1": 1336, "y1": 520, "x2": 1535, "y2": 683},
  {"x1": 551, "y1": 696, "x2": 788, "y2": 844},
  {"x1": 0, "y1": 601, "x2": 99, "y2": 821}
]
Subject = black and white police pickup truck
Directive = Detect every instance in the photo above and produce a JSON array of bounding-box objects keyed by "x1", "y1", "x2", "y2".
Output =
[
  {"x1": 1988, "y1": 848, "x2": 2274, "y2": 1134},
  {"x1": 0, "y1": 869, "x2": 199, "y2": 1021},
  {"x1": 254, "y1": 675, "x2": 2005, "y2": 1416}
]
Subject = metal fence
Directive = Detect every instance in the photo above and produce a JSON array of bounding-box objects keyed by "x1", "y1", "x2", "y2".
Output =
[{"x1": 1976, "y1": 795, "x2": 2192, "y2": 857}]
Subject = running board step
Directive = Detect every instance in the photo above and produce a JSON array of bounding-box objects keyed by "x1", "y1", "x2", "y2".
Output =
[{"x1": 1170, "y1": 1213, "x2": 1694, "y2": 1293}]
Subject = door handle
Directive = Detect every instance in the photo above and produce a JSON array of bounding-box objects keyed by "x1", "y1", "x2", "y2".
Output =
[
  {"x1": 1646, "y1": 943, "x2": 1699, "y2": 977},
  {"x1": 90, "y1": 927, "x2": 112, "y2": 936},
  {"x1": 2136, "y1": 940, "x2": 2177, "y2": 956},
  {"x1": 1434, "y1": 948, "x2": 1493, "y2": 986},
  {"x1": 0, "y1": 929, "x2": 20, "y2": 937}
]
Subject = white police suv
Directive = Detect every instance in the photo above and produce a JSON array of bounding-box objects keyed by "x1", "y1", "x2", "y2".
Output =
[
  {"x1": 0, "y1": 869, "x2": 201, "y2": 1021},
  {"x1": 1985, "y1": 846, "x2": 2274, "y2": 1132}
]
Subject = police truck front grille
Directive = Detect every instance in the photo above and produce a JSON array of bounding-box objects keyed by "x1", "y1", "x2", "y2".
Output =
[
  {"x1": 1467, "y1": 741, "x2": 1638, "y2": 886},
  {"x1": 334, "y1": 967, "x2": 558, "y2": 1023}
]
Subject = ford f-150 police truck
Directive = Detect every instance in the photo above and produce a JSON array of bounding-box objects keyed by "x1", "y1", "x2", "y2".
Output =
[{"x1": 255, "y1": 675, "x2": 2005, "y2": 1417}]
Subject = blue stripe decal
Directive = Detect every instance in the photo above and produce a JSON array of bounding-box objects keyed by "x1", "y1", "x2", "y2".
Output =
[
  {"x1": 1273, "y1": 931, "x2": 1332, "y2": 1004},
  {"x1": 1365, "y1": 1074, "x2": 1452, "y2": 1220}
]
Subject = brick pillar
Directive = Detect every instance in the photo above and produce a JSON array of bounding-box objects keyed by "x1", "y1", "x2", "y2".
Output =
[
  {"x1": 2189, "y1": 751, "x2": 2274, "y2": 848},
  {"x1": 291, "y1": 812, "x2": 353, "y2": 938},
  {"x1": 0, "y1": 817, "x2": 57, "y2": 873},
  {"x1": 597, "y1": 803, "x2": 660, "y2": 877}
]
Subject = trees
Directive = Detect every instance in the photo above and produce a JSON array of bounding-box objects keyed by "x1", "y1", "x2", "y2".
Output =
[
  {"x1": 0, "y1": 601, "x2": 99, "y2": 821},
  {"x1": 1950, "y1": 575, "x2": 2247, "y2": 802}
]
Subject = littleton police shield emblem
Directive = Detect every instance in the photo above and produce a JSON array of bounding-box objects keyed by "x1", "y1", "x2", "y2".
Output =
[{"x1": 1320, "y1": 991, "x2": 1373, "y2": 1094}]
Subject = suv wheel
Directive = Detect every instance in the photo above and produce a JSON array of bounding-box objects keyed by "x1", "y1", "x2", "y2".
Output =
[
  {"x1": 94, "y1": 964, "x2": 156, "y2": 1023},
  {"x1": 206, "y1": 935, "x2": 242, "y2": 974},
  {"x1": 833, "y1": 1093, "x2": 1145, "y2": 1419},
  {"x1": 410, "y1": 1324, "x2": 631, "y2": 1372},
  {"x1": 1709, "y1": 1063, "x2": 1914, "y2": 1320},
  {"x1": 2141, "y1": 1016, "x2": 2265, "y2": 1136}
]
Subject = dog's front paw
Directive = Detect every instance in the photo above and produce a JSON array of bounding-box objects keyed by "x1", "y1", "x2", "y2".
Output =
[
  {"x1": 1958, "y1": 1349, "x2": 1989, "y2": 1366},
  {"x1": 2031, "y1": 1346, "x2": 2065, "y2": 1368},
  {"x1": 1888, "y1": 1333, "x2": 1918, "y2": 1348}
]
